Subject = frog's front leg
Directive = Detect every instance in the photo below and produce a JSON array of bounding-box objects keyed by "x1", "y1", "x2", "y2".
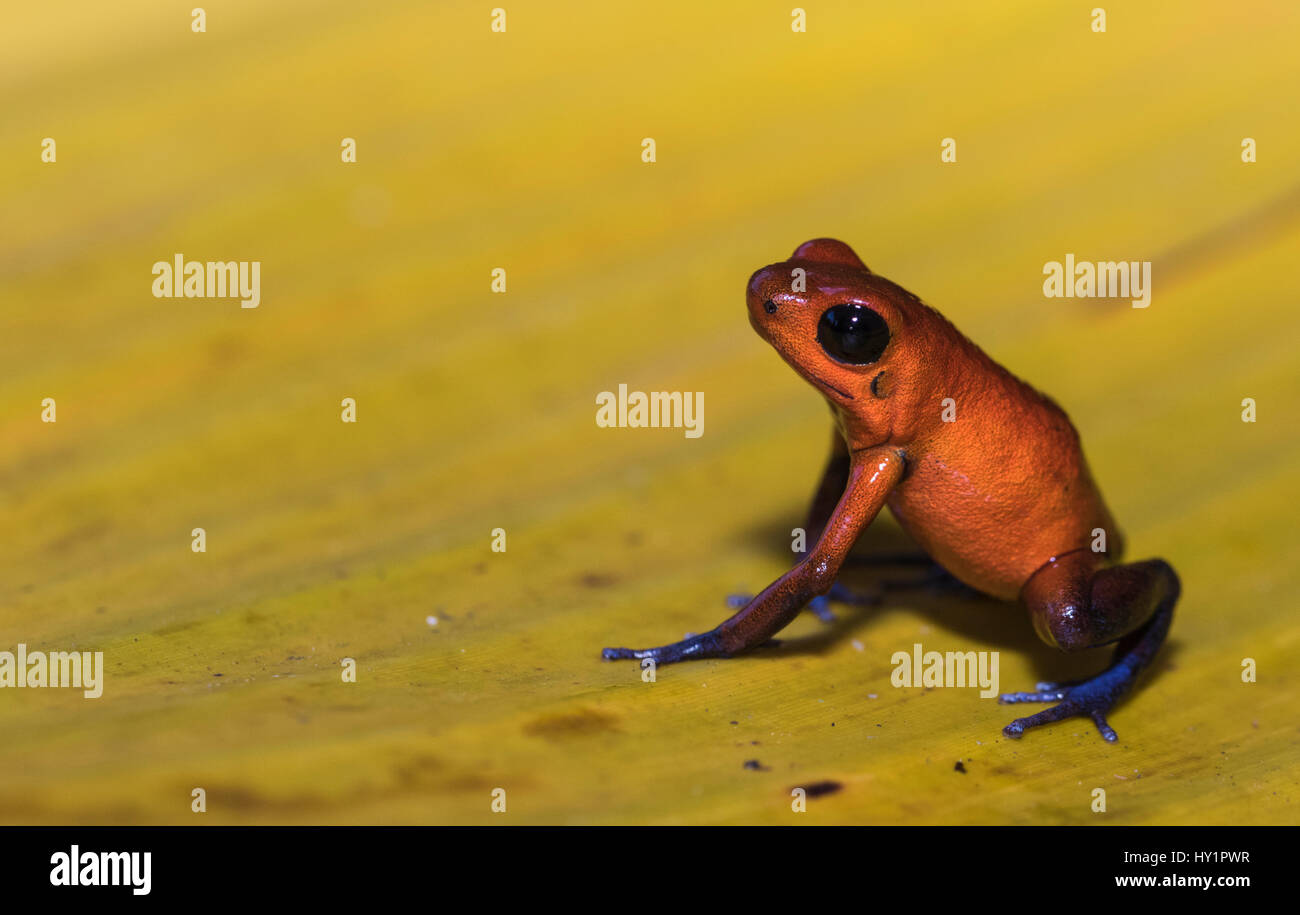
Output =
[
  {"x1": 603, "y1": 448, "x2": 904, "y2": 665},
  {"x1": 1000, "y1": 549, "x2": 1180, "y2": 742},
  {"x1": 727, "y1": 428, "x2": 876, "y2": 622},
  {"x1": 797, "y1": 428, "x2": 860, "y2": 621}
]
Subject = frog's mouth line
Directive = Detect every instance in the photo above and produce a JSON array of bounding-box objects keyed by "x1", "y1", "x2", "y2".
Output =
[
  {"x1": 805, "y1": 371, "x2": 854, "y2": 401},
  {"x1": 764, "y1": 331, "x2": 855, "y2": 402}
]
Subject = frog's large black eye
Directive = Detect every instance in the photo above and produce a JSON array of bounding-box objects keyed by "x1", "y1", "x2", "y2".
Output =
[{"x1": 817, "y1": 304, "x2": 890, "y2": 365}]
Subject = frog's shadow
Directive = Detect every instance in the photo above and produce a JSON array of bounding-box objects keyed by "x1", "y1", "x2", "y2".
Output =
[{"x1": 735, "y1": 513, "x2": 1183, "y2": 684}]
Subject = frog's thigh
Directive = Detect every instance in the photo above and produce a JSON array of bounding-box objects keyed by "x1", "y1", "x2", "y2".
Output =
[{"x1": 1021, "y1": 549, "x2": 1179, "y2": 652}]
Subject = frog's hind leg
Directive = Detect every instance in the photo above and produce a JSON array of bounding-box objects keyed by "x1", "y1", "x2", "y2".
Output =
[{"x1": 1000, "y1": 550, "x2": 1179, "y2": 742}]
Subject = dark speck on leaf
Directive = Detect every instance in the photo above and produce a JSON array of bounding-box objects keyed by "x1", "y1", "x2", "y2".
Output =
[
  {"x1": 798, "y1": 780, "x2": 842, "y2": 798},
  {"x1": 523, "y1": 708, "x2": 618, "y2": 740},
  {"x1": 743, "y1": 759, "x2": 769, "y2": 771},
  {"x1": 954, "y1": 761, "x2": 967, "y2": 773}
]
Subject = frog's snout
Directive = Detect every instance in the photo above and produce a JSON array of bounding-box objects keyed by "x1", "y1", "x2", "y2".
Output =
[
  {"x1": 746, "y1": 263, "x2": 786, "y2": 332},
  {"x1": 746, "y1": 264, "x2": 779, "y2": 300}
]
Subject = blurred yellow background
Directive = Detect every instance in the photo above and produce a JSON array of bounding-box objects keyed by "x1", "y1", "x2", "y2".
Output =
[{"x1": 1, "y1": 0, "x2": 1297, "y2": 824}]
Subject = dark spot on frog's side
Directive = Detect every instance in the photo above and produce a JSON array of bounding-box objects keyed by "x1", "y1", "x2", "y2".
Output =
[{"x1": 795, "y1": 780, "x2": 843, "y2": 798}]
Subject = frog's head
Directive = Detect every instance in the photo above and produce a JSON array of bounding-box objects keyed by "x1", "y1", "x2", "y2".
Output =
[{"x1": 747, "y1": 238, "x2": 941, "y2": 443}]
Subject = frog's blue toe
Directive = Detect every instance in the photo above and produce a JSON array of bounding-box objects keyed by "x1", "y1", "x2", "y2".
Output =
[
  {"x1": 807, "y1": 595, "x2": 836, "y2": 622},
  {"x1": 999, "y1": 666, "x2": 1131, "y2": 742}
]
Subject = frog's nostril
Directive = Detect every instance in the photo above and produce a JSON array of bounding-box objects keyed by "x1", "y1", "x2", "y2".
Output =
[{"x1": 763, "y1": 299, "x2": 778, "y2": 315}]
